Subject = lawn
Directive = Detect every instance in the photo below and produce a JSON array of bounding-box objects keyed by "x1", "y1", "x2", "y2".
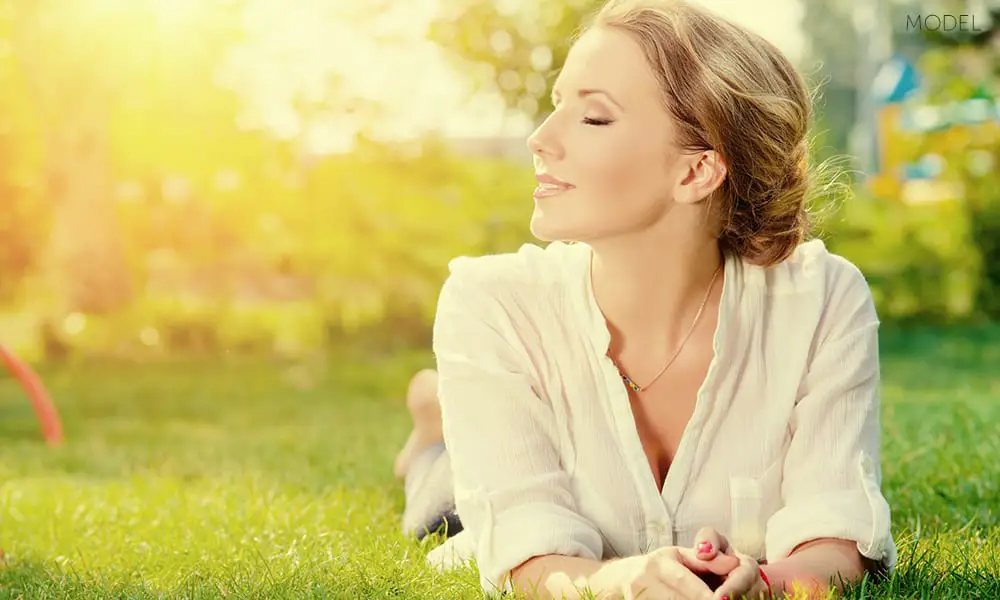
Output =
[{"x1": 0, "y1": 326, "x2": 998, "y2": 599}]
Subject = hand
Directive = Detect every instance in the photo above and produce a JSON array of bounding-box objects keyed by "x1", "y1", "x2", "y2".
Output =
[
  {"x1": 586, "y1": 545, "x2": 740, "y2": 600},
  {"x1": 693, "y1": 527, "x2": 772, "y2": 600}
]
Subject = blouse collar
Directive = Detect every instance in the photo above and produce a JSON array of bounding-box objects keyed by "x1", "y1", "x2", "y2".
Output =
[{"x1": 570, "y1": 242, "x2": 753, "y2": 356}]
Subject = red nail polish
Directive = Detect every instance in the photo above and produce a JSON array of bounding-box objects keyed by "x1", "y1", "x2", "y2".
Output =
[
  {"x1": 697, "y1": 541, "x2": 713, "y2": 554},
  {"x1": 721, "y1": 596, "x2": 730, "y2": 600}
]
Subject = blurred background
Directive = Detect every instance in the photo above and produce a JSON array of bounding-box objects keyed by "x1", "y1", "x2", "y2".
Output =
[{"x1": 0, "y1": 0, "x2": 998, "y2": 367}]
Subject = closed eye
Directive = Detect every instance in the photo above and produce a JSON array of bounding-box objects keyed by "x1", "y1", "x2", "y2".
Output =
[{"x1": 583, "y1": 117, "x2": 613, "y2": 126}]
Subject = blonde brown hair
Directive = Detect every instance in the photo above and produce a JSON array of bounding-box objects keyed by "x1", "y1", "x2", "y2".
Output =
[{"x1": 585, "y1": 0, "x2": 819, "y2": 267}]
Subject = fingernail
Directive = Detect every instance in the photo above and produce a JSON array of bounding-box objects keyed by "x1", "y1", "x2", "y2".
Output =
[
  {"x1": 697, "y1": 541, "x2": 713, "y2": 554},
  {"x1": 721, "y1": 596, "x2": 729, "y2": 600}
]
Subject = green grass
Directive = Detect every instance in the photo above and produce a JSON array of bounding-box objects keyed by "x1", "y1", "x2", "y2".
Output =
[{"x1": 1, "y1": 326, "x2": 998, "y2": 599}]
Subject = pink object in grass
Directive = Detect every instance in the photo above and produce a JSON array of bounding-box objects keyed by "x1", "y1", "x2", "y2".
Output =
[{"x1": 0, "y1": 344, "x2": 64, "y2": 446}]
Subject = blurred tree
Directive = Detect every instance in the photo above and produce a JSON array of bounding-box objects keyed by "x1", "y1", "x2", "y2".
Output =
[
  {"x1": 906, "y1": 0, "x2": 1000, "y2": 319},
  {"x1": 6, "y1": 0, "x2": 147, "y2": 314},
  {"x1": 799, "y1": 0, "x2": 858, "y2": 157},
  {"x1": 428, "y1": 0, "x2": 602, "y2": 124},
  {"x1": 0, "y1": 14, "x2": 45, "y2": 304},
  {"x1": 214, "y1": 0, "x2": 391, "y2": 157},
  {"x1": 3, "y1": 1, "x2": 256, "y2": 315}
]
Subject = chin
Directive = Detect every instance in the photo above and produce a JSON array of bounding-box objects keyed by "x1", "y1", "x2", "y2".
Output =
[
  {"x1": 529, "y1": 210, "x2": 594, "y2": 243},
  {"x1": 529, "y1": 210, "x2": 568, "y2": 242}
]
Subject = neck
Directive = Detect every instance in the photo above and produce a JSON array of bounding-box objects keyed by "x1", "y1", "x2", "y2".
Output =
[{"x1": 587, "y1": 225, "x2": 723, "y2": 352}]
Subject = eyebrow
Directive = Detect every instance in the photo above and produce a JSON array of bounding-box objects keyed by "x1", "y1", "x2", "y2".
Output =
[{"x1": 551, "y1": 87, "x2": 624, "y2": 111}]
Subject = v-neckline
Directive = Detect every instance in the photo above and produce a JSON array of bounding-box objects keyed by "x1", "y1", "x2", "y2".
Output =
[{"x1": 580, "y1": 244, "x2": 735, "y2": 523}]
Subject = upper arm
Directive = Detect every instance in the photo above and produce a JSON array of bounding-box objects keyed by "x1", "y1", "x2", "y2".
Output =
[
  {"x1": 432, "y1": 262, "x2": 603, "y2": 594},
  {"x1": 764, "y1": 258, "x2": 897, "y2": 572}
]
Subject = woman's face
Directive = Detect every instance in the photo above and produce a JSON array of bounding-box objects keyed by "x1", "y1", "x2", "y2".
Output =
[{"x1": 526, "y1": 26, "x2": 715, "y2": 244}]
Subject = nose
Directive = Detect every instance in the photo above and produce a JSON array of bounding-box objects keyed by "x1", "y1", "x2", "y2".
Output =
[{"x1": 526, "y1": 115, "x2": 562, "y2": 161}]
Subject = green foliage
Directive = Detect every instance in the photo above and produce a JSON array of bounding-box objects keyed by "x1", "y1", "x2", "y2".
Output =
[
  {"x1": 824, "y1": 191, "x2": 982, "y2": 324},
  {"x1": 2, "y1": 0, "x2": 999, "y2": 361},
  {"x1": 831, "y1": 25, "x2": 1000, "y2": 324},
  {"x1": 963, "y1": 156, "x2": 1000, "y2": 319},
  {"x1": 6, "y1": 141, "x2": 536, "y2": 360},
  {"x1": 899, "y1": 39, "x2": 1000, "y2": 320},
  {"x1": 429, "y1": 0, "x2": 602, "y2": 120}
]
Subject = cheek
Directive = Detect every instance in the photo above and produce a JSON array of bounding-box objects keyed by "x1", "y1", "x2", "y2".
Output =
[{"x1": 577, "y1": 129, "x2": 669, "y2": 203}]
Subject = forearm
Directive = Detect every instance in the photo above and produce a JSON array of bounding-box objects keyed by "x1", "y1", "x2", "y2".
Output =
[
  {"x1": 761, "y1": 539, "x2": 865, "y2": 598},
  {"x1": 511, "y1": 554, "x2": 609, "y2": 600}
]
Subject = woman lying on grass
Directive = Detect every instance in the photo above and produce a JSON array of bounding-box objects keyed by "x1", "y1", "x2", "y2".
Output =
[{"x1": 393, "y1": 0, "x2": 896, "y2": 598}]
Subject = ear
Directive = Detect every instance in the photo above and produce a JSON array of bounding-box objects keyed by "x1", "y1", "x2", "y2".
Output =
[{"x1": 673, "y1": 150, "x2": 727, "y2": 206}]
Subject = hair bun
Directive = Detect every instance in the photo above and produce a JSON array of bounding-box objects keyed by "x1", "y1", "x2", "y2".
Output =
[{"x1": 723, "y1": 143, "x2": 812, "y2": 267}]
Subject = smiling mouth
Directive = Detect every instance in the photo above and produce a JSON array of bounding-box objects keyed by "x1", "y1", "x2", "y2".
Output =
[{"x1": 533, "y1": 183, "x2": 574, "y2": 199}]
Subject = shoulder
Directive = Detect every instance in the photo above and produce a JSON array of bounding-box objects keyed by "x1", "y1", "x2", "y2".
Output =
[
  {"x1": 445, "y1": 240, "x2": 584, "y2": 284},
  {"x1": 434, "y1": 241, "x2": 588, "y2": 342},
  {"x1": 439, "y1": 241, "x2": 585, "y2": 304},
  {"x1": 762, "y1": 239, "x2": 873, "y2": 307},
  {"x1": 754, "y1": 239, "x2": 878, "y2": 342}
]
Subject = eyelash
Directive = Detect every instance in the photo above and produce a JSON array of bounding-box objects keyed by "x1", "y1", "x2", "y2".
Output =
[{"x1": 582, "y1": 117, "x2": 613, "y2": 126}]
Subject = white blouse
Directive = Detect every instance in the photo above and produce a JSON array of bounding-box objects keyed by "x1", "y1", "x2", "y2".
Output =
[{"x1": 425, "y1": 239, "x2": 897, "y2": 595}]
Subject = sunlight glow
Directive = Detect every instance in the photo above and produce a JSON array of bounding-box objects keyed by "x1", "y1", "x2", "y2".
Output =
[
  {"x1": 72, "y1": 0, "x2": 808, "y2": 147},
  {"x1": 151, "y1": 0, "x2": 203, "y2": 23},
  {"x1": 213, "y1": 0, "x2": 470, "y2": 153}
]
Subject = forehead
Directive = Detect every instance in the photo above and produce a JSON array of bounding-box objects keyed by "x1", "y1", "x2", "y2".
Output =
[{"x1": 554, "y1": 27, "x2": 663, "y2": 108}]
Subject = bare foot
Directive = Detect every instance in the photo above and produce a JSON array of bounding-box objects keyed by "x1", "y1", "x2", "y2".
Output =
[{"x1": 393, "y1": 369, "x2": 444, "y2": 479}]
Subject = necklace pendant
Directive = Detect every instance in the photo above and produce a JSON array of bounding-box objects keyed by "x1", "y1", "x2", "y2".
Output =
[{"x1": 621, "y1": 374, "x2": 641, "y2": 392}]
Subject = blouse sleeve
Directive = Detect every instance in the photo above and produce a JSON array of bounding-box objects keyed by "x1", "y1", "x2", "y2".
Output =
[
  {"x1": 431, "y1": 259, "x2": 604, "y2": 595},
  {"x1": 764, "y1": 263, "x2": 897, "y2": 571}
]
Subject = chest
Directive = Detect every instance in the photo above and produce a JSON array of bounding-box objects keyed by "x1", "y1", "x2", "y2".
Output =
[
  {"x1": 544, "y1": 314, "x2": 809, "y2": 559},
  {"x1": 623, "y1": 331, "x2": 717, "y2": 492}
]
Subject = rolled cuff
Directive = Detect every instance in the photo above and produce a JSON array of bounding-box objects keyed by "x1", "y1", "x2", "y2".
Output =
[
  {"x1": 459, "y1": 489, "x2": 604, "y2": 596},
  {"x1": 765, "y1": 470, "x2": 897, "y2": 572}
]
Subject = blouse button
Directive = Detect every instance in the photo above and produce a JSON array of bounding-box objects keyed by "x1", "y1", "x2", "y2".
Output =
[
  {"x1": 861, "y1": 455, "x2": 875, "y2": 477},
  {"x1": 648, "y1": 521, "x2": 673, "y2": 549}
]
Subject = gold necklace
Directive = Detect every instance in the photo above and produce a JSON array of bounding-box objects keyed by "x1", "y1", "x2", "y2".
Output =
[{"x1": 610, "y1": 262, "x2": 723, "y2": 393}]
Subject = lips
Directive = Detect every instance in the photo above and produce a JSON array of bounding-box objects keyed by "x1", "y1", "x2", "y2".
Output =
[
  {"x1": 535, "y1": 173, "x2": 573, "y2": 187},
  {"x1": 534, "y1": 173, "x2": 574, "y2": 199},
  {"x1": 533, "y1": 184, "x2": 573, "y2": 199}
]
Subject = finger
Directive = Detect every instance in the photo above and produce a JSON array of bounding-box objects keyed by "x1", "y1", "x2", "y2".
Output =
[
  {"x1": 693, "y1": 527, "x2": 725, "y2": 559},
  {"x1": 622, "y1": 578, "x2": 676, "y2": 600},
  {"x1": 672, "y1": 547, "x2": 741, "y2": 576},
  {"x1": 651, "y1": 552, "x2": 717, "y2": 600},
  {"x1": 713, "y1": 569, "x2": 756, "y2": 600},
  {"x1": 713, "y1": 556, "x2": 759, "y2": 600}
]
